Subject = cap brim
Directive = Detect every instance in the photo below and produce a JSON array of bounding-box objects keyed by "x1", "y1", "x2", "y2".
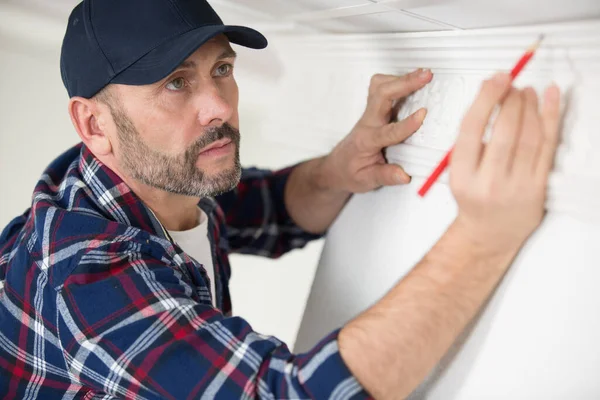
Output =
[{"x1": 111, "y1": 25, "x2": 267, "y2": 86}]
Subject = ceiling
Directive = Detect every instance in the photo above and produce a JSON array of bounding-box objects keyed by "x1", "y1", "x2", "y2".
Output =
[{"x1": 3, "y1": 0, "x2": 600, "y2": 34}]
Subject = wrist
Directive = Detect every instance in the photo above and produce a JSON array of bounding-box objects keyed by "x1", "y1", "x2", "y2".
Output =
[
  {"x1": 311, "y1": 155, "x2": 349, "y2": 195},
  {"x1": 418, "y1": 219, "x2": 521, "y2": 291},
  {"x1": 449, "y1": 216, "x2": 523, "y2": 262}
]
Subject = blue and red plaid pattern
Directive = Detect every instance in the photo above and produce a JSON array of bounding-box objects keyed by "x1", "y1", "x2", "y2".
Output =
[{"x1": 0, "y1": 143, "x2": 368, "y2": 399}]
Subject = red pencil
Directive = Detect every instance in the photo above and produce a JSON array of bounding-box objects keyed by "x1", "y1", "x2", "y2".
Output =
[{"x1": 417, "y1": 34, "x2": 545, "y2": 198}]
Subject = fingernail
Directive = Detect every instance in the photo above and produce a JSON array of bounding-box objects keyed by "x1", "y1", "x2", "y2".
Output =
[
  {"x1": 396, "y1": 173, "x2": 411, "y2": 184},
  {"x1": 413, "y1": 108, "x2": 428, "y2": 121},
  {"x1": 420, "y1": 69, "x2": 431, "y2": 78},
  {"x1": 546, "y1": 84, "x2": 560, "y2": 101}
]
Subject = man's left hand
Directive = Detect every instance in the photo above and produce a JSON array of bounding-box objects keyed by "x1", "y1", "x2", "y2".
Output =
[{"x1": 322, "y1": 68, "x2": 433, "y2": 194}]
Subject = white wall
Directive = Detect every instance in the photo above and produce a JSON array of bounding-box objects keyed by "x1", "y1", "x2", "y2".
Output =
[
  {"x1": 0, "y1": 6, "x2": 323, "y2": 351},
  {"x1": 285, "y1": 20, "x2": 600, "y2": 398}
]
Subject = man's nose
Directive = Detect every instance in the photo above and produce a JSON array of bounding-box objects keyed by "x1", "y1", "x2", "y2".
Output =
[{"x1": 196, "y1": 82, "x2": 234, "y2": 128}]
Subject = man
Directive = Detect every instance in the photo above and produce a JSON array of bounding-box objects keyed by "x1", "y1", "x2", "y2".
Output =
[{"x1": 0, "y1": 0, "x2": 561, "y2": 398}]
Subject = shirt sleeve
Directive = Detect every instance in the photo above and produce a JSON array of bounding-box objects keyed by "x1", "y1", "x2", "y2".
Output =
[
  {"x1": 57, "y1": 249, "x2": 370, "y2": 399},
  {"x1": 214, "y1": 166, "x2": 323, "y2": 258}
]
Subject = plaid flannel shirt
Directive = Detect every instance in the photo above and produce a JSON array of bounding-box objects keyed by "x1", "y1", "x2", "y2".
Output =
[{"x1": 0, "y1": 143, "x2": 369, "y2": 399}]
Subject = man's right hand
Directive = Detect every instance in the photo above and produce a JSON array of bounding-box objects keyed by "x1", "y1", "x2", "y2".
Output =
[
  {"x1": 338, "y1": 74, "x2": 562, "y2": 400},
  {"x1": 450, "y1": 73, "x2": 561, "y2": 255}
]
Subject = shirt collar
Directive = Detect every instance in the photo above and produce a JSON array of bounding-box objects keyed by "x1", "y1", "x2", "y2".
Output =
[{"x1": 78, "y1": 144, "x2": 171, "y2": 240}]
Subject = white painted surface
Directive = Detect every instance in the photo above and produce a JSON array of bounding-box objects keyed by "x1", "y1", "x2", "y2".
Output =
[
  {"x1": 298, "y1": 180, "x2": 600, "y2": 397},
  {"x1": 410, "y1": 213, "x2": 600, "y2": 398},
  {"x1": 8, "y1": 0, "x2": 600, "y2": 35},
  {"x1": 290, "y1": 20, "x2": 600, "y2": 398},
  {"x1": 404, "y1": 0, "x2": 600, "y2": 29},
  {"x1": 296, "y1": 182, "x2": 458, "y2": 348},
  {"x1": 306, "y1": 10, "x2": 452, "y2": 33}
]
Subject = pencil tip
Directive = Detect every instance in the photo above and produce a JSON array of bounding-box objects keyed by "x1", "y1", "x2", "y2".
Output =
[{"x1": 529, "y1": 34, "x2": 545, "y2": 52}]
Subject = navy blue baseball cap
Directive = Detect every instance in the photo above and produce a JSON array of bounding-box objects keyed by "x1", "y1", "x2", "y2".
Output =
[{"x1": 60, "y1": 0, "x2": 268, "y2": 99}]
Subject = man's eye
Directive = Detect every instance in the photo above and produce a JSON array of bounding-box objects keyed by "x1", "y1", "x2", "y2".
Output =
[
  {"x1": 166, "y1": 77, "x2": 186, "y2": 91},
  {"x1": 216, "y1": 64, "x2": 233, "y2": 77}
]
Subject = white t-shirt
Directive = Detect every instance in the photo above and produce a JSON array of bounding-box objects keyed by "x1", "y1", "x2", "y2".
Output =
[{"x1": 168, "y1": 209, "x2": 216, "y2": 306}]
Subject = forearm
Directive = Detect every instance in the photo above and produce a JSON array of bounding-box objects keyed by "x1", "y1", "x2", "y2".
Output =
[
  {"x1": 338, "y1": 220, "x2": 521, "y2": 399},
  {"x1": 284, "y1": 156, "x2": 351, "y2": 234}
]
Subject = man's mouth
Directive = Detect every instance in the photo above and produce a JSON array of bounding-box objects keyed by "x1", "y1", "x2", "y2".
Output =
[{"x1": 198, "y1": 139, "x2": 233, "y2": 157}]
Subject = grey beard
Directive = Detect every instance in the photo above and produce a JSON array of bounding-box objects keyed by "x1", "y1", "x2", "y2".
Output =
[{"x1": 111, "y1": 103, "x2": 242, "y2": 197}]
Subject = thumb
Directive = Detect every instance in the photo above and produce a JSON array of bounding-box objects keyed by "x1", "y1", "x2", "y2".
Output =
[{"x1": 363, "y1": 164, "x2": 411, "y2": 188}]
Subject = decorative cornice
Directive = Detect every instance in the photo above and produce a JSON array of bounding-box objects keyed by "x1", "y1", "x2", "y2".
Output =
[{"x1": 260, "y1": 19, "x2": 600, "y2": 221}]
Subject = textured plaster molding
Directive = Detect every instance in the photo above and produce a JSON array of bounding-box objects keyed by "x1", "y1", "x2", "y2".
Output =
[{"x1": 261, "y1": 20, "x2": 600, "y2": 220}]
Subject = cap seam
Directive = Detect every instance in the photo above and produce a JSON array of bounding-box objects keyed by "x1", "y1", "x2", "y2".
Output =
[
  {"x1": 167, "y1": 0, "x2": 194, "y2": 29},
  {"x1": 109, "y1": 25, "x2": 213, "y2": 81},
  {"x1": 87, "y1": 0, "x2": 115, "y2": 75}
]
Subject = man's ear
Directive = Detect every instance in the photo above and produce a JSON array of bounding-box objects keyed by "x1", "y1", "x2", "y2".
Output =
[{"x1": 68, "y1": 96, "x2": 113, "y2": 156}]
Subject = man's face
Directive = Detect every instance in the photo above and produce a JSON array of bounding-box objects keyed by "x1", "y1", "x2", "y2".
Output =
[{"x1": 102, "y1": 35, "x2": 241, "y2": 198}]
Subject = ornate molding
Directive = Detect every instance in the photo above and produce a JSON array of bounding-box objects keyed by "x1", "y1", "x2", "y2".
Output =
[{"x1": 260, "y1": 20, "x2": 600, "y2": 220}]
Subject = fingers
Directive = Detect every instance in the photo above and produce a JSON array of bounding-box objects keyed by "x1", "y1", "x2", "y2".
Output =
[
  {"x1": 480, "y1": 88, "x2": 525, "y2": 175},
  {"x1": 362, "y1": 69, "x2": 433, "y2": 127},
  {"x1": 512, "y1": 87, "x2": 542, "y2": 174},
  {"x1": 535, "y1": 85, "x2": 561, "y2": 180},
  {"x1": 452, "y1": 73, "x2": 512, "y2": 177},
  {"x1": 368, "y1": 108, "x2": 427, "y2": 150},
  {"x1": 448, "y1": 82, "x2": 561, "y2": 255},
  {"x1": 365, "y1": 164, "x2": 412, "y2": 188}
]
